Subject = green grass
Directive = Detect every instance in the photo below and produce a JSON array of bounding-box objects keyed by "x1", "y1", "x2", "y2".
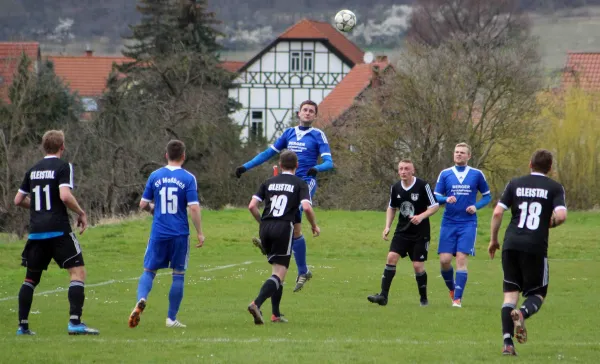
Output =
[{"x1": 1, "y1": 209, "x2": 599, "y2": 363}]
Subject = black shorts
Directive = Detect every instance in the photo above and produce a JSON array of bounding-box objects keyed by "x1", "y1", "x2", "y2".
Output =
[
  {"x1": 389, "y1": 233, "x2": 430, "y2": 262},
  {"x1": 502, "y1": 249, "x2": 548, "y2": 297},
  {"x1": 259, "y1": 220, "x2": 294, "y2": 268},
  {"x1": 21, "y1": 232, "x2": 85, "y2": 271}
]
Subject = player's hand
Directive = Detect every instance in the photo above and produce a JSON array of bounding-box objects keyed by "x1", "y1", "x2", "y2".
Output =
[
  {"x1": 307, "y1": 167, "x2": 318, "y2": 177},
  {"x1": 77, "y1": 213, "x2": 88, "y2": 235},
  {"x1": 410, "y1": 214, "x2": 424, "y2": 225},
  {"x1": 488, "y1": 240, "x2": 500, "y2": 259},
  {"x1": 382, "y1": 227, "x2": 391, "y2": 240},
  {"x1": 149, "y1": 203, "x2": 155, "y2": 214},
  {"x1": 446, "y1": 196, "x2": 457, "y2": 204},
  {"x1": 235, "y1": 166, "x2": 247, "y2": 178},
  {"x1": 196, "y1": 233, "x2": 205, "y2": 248},
  {"x1": 466, "y1": 205, "x2": 477, "y2": 214},
  {"x1": 312, "y1": 225, "x2": 320, "y2": 237}
]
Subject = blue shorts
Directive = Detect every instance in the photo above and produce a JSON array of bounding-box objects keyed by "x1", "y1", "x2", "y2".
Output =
[
  {"x1": 437, "y1": 221, "x2": 478, "y2": 256},
  {"x1": 295, "y1": 177, "x2": 317, "y2": 224},
  {"x1": 144, "y1": 235, "x2": 190, "y2": 271}
]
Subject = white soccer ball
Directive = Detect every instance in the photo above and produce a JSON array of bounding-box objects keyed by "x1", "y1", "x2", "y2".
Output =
[{"x1": 334, "y1": 9, "x2": 357, "y2": 33}]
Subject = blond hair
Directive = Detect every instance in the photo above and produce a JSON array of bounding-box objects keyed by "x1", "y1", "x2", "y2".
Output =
[
  {"x1": 42, "y1": 130, "x2": 65, "y2": 154},
  {"x1": 455, "y1": 142, "x2": 471, "y2": 154}
]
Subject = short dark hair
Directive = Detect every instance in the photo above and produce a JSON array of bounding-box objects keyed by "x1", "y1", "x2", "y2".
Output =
[
  {"x1": 166, "y1": 140, "x2": 186, "y2": 161},
  {"x1": 279, "y1": 150, "x2": 298, "y2": 171},
  {"x1": 42, "y1": 130, "x2": 65, "y2": 154},
  {"x1": 530, "y1": 149, "x2": 553, "y2": 174},
  {"x1": 299, "y1": 100, "x2": 318, "y2": 115}
]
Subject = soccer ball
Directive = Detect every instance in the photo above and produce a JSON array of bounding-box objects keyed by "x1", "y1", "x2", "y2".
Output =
[{"x1": 334, "y1": 9, "x2": 356, "y2": 33}]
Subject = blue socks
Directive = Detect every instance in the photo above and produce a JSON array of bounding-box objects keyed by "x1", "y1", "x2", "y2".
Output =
[
  {"x1": 441, "y1": 266, "x2": 455, "y2": 292},
  {"x1": 292, "y1": 235, "x2": 308, "y2": 275},
  {"x1": 454, "y1": 270, "x2": 468, "y2": 300},
  {"x1": 168, "y1": 274, "x2": 185, "y2": 321},
  {"x1": 137, "y1": 271, "x2": 156, "y2": 301}
]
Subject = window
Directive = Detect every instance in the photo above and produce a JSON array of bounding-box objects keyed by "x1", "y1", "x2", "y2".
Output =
[
  {"x1": 302, "y1": 52, "x2": 313, "y2": 71},
  {"x1": 250, "y1": 111, "x2": 263, "y2": 140},
  {"x1": 291, "y1": 52, "x2": 300, "y2": 72}
]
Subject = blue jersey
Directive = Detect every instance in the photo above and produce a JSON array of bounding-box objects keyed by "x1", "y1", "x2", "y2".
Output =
[
  {"x1": 142, "y1": 166, "x2": 199, "y2": 239},
  {"x1": 271, "y1": 126, "x2": 331, "y2": 178},
  {"x1": 435, "y1": 166, "x2": 490, "y2": 223}
]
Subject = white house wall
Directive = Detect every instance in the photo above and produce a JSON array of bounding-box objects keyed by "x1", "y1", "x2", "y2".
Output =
[{"x1": 230, "y1": 39, "x2": 351, "y2": 142}]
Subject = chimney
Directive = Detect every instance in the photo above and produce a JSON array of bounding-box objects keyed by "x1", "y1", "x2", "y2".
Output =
[
  {"x1": 375, "y1": 55, "x2": 388, "y2": 63},
  {"x1": 85, "y1": 44, "x2": 93, "y2": 57}
]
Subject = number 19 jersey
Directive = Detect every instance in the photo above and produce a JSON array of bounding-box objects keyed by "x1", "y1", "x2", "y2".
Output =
[
  {"x1": 253, "y1": 173, "x2": 311, "y2": 222},
  {"x1": 142, "y1": 166, "x2": 199, "y2": 239},
  {"x1": 498, "y1": 172, "x2": 566, "y2": 255}
]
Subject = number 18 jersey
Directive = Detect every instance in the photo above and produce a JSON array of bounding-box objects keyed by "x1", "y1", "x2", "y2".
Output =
[
  {"x1": 498, "y1": 172, "x2": 566, "y2": 255},
  {"x1": 253, "y1": 173, "x2": 311, "y2": 222},
  {"x1": 142, "y1": 166, "x2": 199, "y2": 239}
]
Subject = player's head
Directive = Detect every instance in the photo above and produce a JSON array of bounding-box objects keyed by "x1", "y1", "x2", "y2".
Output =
[
  {"x1": 297, "y1": 100, "x2": 318, "y2": 125},
  {"x1": 453, "y1": 142, "x2": 471, "y2": 166},
  {"x1": 279, "y1": 150, "x2": 298, "y2": 173},
  {"x1": 397, "y1": 159, "x2": 415, "y2": 181},
  {"x1": 166, "y1": 140, "x2": 186, "y2": 163},
  {"x1": 529, "y1": 149, "x2": 553, "y2": 174},
  {"x1": 42, "y1": 130, "x2": 65, "y2": 156}
]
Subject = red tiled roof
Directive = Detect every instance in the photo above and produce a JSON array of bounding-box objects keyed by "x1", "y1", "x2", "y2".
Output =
[
  {"x1": 317, "y1": 61, "x2": 392, "y2": 125},
  {"x1": 279, "y1": 19, "x2": 364, "y2": 66},
  {"x1": 0, "y1": 42, "x2": 40, "y2": 102},
  {"x1": 47, "y1": 54, "x2": 132, "y2": 97},
  {"x1": 563, "y1": 52, "x2": 600, "y2": 90},
  {"x1": 220, "y1": 61, "x2": 245, "y2": 73}
]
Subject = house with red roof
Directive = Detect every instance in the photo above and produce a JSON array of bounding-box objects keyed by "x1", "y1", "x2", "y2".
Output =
[
  {"x1": 563, "y1": 51, "x2": 600, "y2": 90},
  {"x1": 0, "y1": 42, "x2": 41, "y2": 102},
  {"x1": 227, "y1": 18, "x2": 390, "y2": 141}
]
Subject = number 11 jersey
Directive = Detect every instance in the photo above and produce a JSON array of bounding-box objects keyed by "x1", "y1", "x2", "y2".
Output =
[
  {"x1": 253, "y1": 172, "x2": 311, "y2": 222},
  {"x1": 498, "y1": 172, "x2": 566, "y2": 255},
  {"x1": 142, "y1": 166, "x2": 199, "y2": 239}
]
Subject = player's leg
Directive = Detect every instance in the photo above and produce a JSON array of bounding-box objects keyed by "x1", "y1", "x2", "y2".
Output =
[
  {"x1": 54, "y1": 233, "x2": 98, "y2": 335},
  {"x1": 166, "y1": 236, "x2": 190, "y2": 328},
  {"x1": 438, "y1": 224, "x2": 458, "y2": 301},
  {"x1": 513, "y1": 252, "x2": 548, "y2": 344},
  {"x1": 411, "y1": 237, "x2": 429, "y2": 306},
  {"x1": 292, "y1": 177, "x2": 317, "y2": 291},
  {"x1": 270, "y1": 260, "x2": 290, "y2": 323},
  {"x1": 17, "y1": 240, "x2": 49, "y2": 335},
  {"x1": 129, "y1": 237, "x2": 164, "y2": 328},
  {"x1": 501, "y1": 250, "x2": 522, "y2": 355},
  {"x1": 368, "y1": 234, "x2": 402, "y2": 306},
  {"x1": 453, "y1": 222, "x2": 478, "y2": 306}
]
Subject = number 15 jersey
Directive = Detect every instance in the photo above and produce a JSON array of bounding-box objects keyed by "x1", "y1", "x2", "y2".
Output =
[
  {"x1": 498, "y1": 172, "x2": 566, "y2": 255},
  {"x1": 253, "y1": 172, "x2": 311, "y2": 222},
  {"x1": 142, "y1": 166, "x2": 199, "y2": 239}
]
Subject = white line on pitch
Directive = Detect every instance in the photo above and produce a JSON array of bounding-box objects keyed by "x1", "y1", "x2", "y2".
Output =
[{"x1": 0, "y1": 261, "x2": 253, "y2": 302}]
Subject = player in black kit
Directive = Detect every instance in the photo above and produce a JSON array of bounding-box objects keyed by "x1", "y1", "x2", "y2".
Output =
[
  {"x1": 488, "y1": 149, "x2": 567, "y2": 356},
  {"x1": 13, "y1": 130, "x2": 99, "y2": 336},
  {"x1": 246, "y1": 150, "x2": 320, "y2": 324},
  {"x1": 368, "y1": 159, "x2": 439, "y2": 307}
]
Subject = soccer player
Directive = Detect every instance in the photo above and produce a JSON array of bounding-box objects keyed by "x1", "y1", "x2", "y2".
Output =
[
  {"x1": 235, "y1": 100, "x2": 333, "y2": 292},
  {"x1": 434, "y1": 142, "x2": 491, "y2": 307},
  {"x1": 368, "y1": 160, "x2": 439, "y2": 307},
  {"x1": 488, "y1": 149, "x2": 567, "y2": 356},
  {"x1": 128, "y1": 140, "x2": 205, "y2": 329},
  {"x1": 246, "y1": 151, "x2": 320, "y2": 324},
  {"x1": 14, "y1": 130, "x2": 98, "y2": 335}
]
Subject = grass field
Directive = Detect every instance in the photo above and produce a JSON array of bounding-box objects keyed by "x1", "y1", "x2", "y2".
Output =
[{"x1": 0, "y1": 208, "x2": 599, "y2": 363}]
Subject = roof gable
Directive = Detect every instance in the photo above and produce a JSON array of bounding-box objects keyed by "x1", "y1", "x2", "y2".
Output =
[
  {"x1": 238, "y1": 18, "x2": 364, "y2": 73},
  {"x1": 48, "y1": 54, "x2": 132, "y2": 97},
  {"x1": 563, "y1": 52, "x2": 600, "y2": 90},
  {"x1": 317, "y1": 61, "x2": 393, "y2": 125}
]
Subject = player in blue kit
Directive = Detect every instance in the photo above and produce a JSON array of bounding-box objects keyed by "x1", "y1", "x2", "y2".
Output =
[
  {"x1": 235, "y1": 100, "x2": 334, "y2": 292},
  {"x1": 128, "y1": 140, "x2": 205, "y2": 329},
  {"x1": 434, "y1": 143, "x2": 491, "y2": 307}
]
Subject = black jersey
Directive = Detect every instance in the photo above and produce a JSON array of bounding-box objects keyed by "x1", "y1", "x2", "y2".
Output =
[
  {"x1": 498, "y1": 173, "x2": 567, "y2": 255},
  {"x1": 388, "y1": 177, "x2": 438, "y2": 238},
  {"x1": 253, "y1": 173, "x2": 311, "y2": 222},
  {"x1": 19, "y1": 156, "x2": 73, "y2": 234}
]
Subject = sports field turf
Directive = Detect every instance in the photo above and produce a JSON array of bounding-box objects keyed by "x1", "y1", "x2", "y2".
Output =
[{"x1": 1, "y1": 209, "x2": 598, "y2": 363}]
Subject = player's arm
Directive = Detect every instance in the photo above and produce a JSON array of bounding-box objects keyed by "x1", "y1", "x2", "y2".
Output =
[
  {"x1": 189, "y1": 204, "x2": 204, "y2": 247},
  {"x1": 236, "y1": 132, "x2": 288, "y2": 178},
  {"x1": 302, "y1": 201, "x2": 320, "y2": 237},
  {"x1": 308, "y1": 131, "x2": 334, "y2": 176},
  {"x1": 434, "y1": 171, "x2": 455, "y2": 204},
  {"x1": 139, "y1": 174, "x2": 155, "y2": 213},
  {"x1": 14, "y1": 171, "x2": 31, "y2": 208},
  {"x1": 489, "y1": 181, "x2": 513, "y2": 259},
  {"x1": 551, "y1": 185, "x2": 568, "y2": 228},
  {"x1": 383, "y1": 185, "x2": 398, "y2": 239},
  {"x1": 412, "y1": 183, "x2": 440, "y2": 224},
  {"x1": 474, "y1": 171, "x2": 492, "y2": 210},
  {"x1": 248, "y1": 182, "x2": 267, "y2": 224}
]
